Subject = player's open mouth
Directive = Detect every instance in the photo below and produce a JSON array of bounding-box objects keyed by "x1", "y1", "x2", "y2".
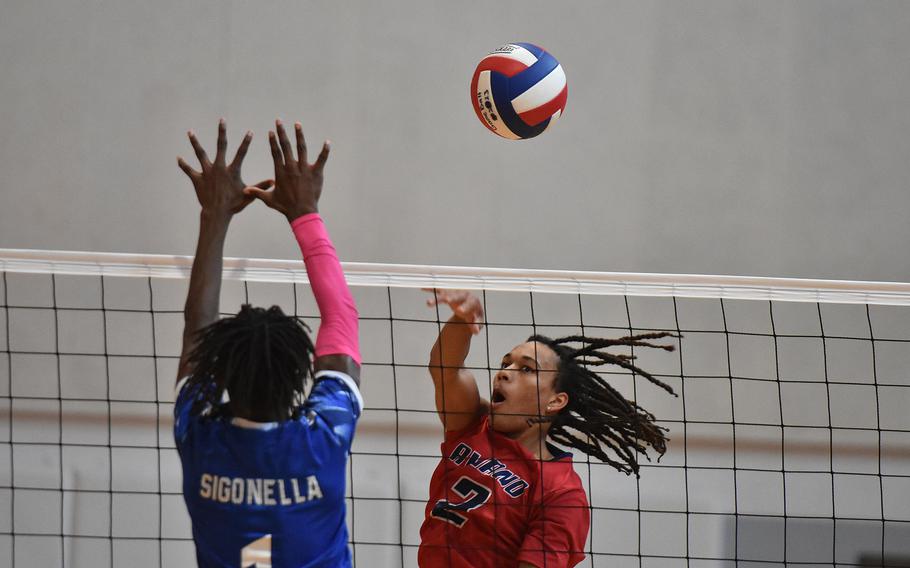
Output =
[{"x1": 491, "y1": 390, "x2": 506, "y2": 407}]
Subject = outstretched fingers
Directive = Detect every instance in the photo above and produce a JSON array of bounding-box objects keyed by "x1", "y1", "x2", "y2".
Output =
[
  {"x1": 276, "y1": 120, "x2": 295, "y2": 165},
  {"x1": 177, "y1": 157, "x2": 200, "y2": 180},
  {"x1": 214, "y1": 119, "x2": 228, "y2": 166},
  {"x1": 295, "y1": 122, "x2": 307, "y2": 167},
  {"x1": 423, "y1": 288, "x2": 446, "y2": 307},
  {"x1": 188, "y1": 130, "x2": 210, "y2": 167},
  {"x1": 230, "y1": 130, "x2": 253, "y2": 170},
  {"x1": 268, "y1": 131, "x2": 283, "y2": 168},
  {"x1": 425, "y1": 288, "x2": 466, "y2": 306},
  {"x1": 422, "y1": 289, "x2": 484, "y2": 333},
  {"x1": 313, "y1": 141, "x2": 330, "y2": 173}
]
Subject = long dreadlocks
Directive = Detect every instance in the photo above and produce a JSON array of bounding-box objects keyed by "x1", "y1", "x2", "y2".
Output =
[
  {"x1": 528, "y1": 333, "x2": 678, "y2": 476},
  {"x1": 184, "y1": 305, "x2": 316, "y2": 422}
]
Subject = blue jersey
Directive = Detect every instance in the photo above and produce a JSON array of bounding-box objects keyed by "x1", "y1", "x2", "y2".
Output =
[{"x1": 174, "y1": 370, "x2": 362, "y2": 568}]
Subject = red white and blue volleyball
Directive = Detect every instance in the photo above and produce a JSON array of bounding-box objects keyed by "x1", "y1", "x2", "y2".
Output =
[{"x1": 471, "y1": 43, "x2": 567, "y2": 140}]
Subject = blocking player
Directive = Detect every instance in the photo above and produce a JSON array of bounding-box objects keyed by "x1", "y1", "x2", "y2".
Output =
[
  {"x1": 419, "y1": 290, "x2": 677, "y2": 567},
  {"x1": 174, "y1": 119, "x2": 361, "y2": 567}
]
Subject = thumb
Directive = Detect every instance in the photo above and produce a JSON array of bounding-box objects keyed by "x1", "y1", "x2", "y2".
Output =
[
  {"x1": 243, "y1": 187, "x2": 272, "y2": 202},
  {"x1": 243, "y1": 179, "x2": 274, "y2": 198}
]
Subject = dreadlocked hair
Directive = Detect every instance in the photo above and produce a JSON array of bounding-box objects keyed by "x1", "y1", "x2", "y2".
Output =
[
  {"x1": 185, "y1": 304, "x2": 315, "y2": 422},
  {"x1": 528, "y1": 332, "x2": 678, "y2": 477}
]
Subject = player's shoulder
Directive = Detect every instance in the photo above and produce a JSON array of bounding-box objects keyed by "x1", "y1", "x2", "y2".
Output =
[
  {"x1": 548, "y1": 467, "x2": 586, "y2": 498},
  {"x1": 311, "y1": 370, "x2": 364, "y2": 413},
  {"x1": 536, "y1": 464, "x2": 589, "y2": 522},
  {"x1": 314, "y1": 369, "x2": 360, "y2": 391},
  {"x1": 540, "y1": 450, "x2": 587, "y2": 499},
  {"x1": 175, "y1": 376, "x2": 193, "y2": 400}
]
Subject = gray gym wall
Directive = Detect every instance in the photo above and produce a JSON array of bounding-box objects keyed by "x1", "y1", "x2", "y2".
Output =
[{"x1": 1, "y1": 0, "x2": 908, "y2": 280}]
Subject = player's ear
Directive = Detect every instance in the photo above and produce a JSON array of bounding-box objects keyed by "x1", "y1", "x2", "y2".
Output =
[{"x1": 546, "y1": 391, "x2": 568, "y2": 415}]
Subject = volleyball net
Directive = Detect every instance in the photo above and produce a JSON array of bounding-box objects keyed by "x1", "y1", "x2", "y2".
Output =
[{"x1": 2, "y1": 248, "x2": 910, "y2": 567}]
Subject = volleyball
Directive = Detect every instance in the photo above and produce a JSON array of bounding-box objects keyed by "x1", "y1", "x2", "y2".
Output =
[{"x1": 470, "y1": 42, "x2": 568, "y2": 140}]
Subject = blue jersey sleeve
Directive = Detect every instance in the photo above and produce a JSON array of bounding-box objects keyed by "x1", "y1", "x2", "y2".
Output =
[
  {"x1": 174, "y1": 378, "x2": 215, "y2": 448},
  {"x1": 305, "y1": 371, "x2": 363, "y2": 450},
  {"x1": 174, "y1": 378, "x2": 197, "y2": 446}
]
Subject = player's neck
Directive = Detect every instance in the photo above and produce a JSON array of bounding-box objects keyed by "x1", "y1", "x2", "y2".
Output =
[
  {"x1": 230, "y1": 401, "x2": 288, "y2": 423},
  {"x1": 510, "y1": 424, "x2": 554, "y2": 461}
]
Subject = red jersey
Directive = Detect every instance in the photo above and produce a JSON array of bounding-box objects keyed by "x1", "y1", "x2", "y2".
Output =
[{"x1": 419, "y1": 416, "x2": 590, "y2": 568}]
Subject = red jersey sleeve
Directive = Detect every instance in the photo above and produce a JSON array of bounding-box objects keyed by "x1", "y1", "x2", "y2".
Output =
[{"x1": 517, "y1": 486, "x2": 590, "y2": 568}]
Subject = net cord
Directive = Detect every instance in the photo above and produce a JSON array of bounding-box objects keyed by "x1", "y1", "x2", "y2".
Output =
[{"x1": 2, "y1": 248, "x2": 910, "y2": 305}]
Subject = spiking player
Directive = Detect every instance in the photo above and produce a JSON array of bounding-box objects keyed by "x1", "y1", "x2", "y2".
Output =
[
  {"x1": 419, "y1": 290, "x2": 677, "y2": 567},
  {"x1": 175, "y1": 119, "x2": 361, "y2": 567}
]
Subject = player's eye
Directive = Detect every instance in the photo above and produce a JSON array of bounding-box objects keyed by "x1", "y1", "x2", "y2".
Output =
[
  {"x1": 520, "y1": 365, "x2": 533, "y2": 373},
  {"x1": 500, "y1": 361, "x2": 509, "y2": 369}
]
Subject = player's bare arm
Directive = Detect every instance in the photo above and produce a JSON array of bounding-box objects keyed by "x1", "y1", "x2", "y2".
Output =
[
  {"x1": 175, "y1": 120, "x2": 271, "y2": 383},
  {"x1": 246, "y1": 120, "x2": 361, "y2": 383},
  {"x1": 424, "y1": 289, "x2": 489, "y2": 431}
]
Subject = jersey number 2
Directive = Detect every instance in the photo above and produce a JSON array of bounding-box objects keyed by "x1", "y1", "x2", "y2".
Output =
[{"x1": 431, "y1": 476, "x2": 492, "y2": 528}]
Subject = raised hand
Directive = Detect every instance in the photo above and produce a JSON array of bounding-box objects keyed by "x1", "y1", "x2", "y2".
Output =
[
  {"x1": 178, "y1": 119, "x2": 272, "y2": 216},
  {"x1": 424, "y1": 289, "x2": 485, "y2": 334},
  {"x1": 244, "y1": 120, "x2": 330, "y2": 221}
]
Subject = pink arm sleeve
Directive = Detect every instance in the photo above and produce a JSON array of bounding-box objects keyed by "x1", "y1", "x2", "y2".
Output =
[{"x1": 291, "y1": 213, "x2": 361, "y2": 366}]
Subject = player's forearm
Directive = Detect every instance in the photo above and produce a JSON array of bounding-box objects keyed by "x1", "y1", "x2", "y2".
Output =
[
  {"x1": 291, "y1": 213, "x2": 361, "y2": 365},
  {"x1": 183, "y1": 211, "x2": 231, "y2": 336},
  {"x1": 429, "y1": 314, "x2": 484, "y2": 429},
  {"x1": 429, "y1": 315, "x2": 474, "y2": 380}
]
